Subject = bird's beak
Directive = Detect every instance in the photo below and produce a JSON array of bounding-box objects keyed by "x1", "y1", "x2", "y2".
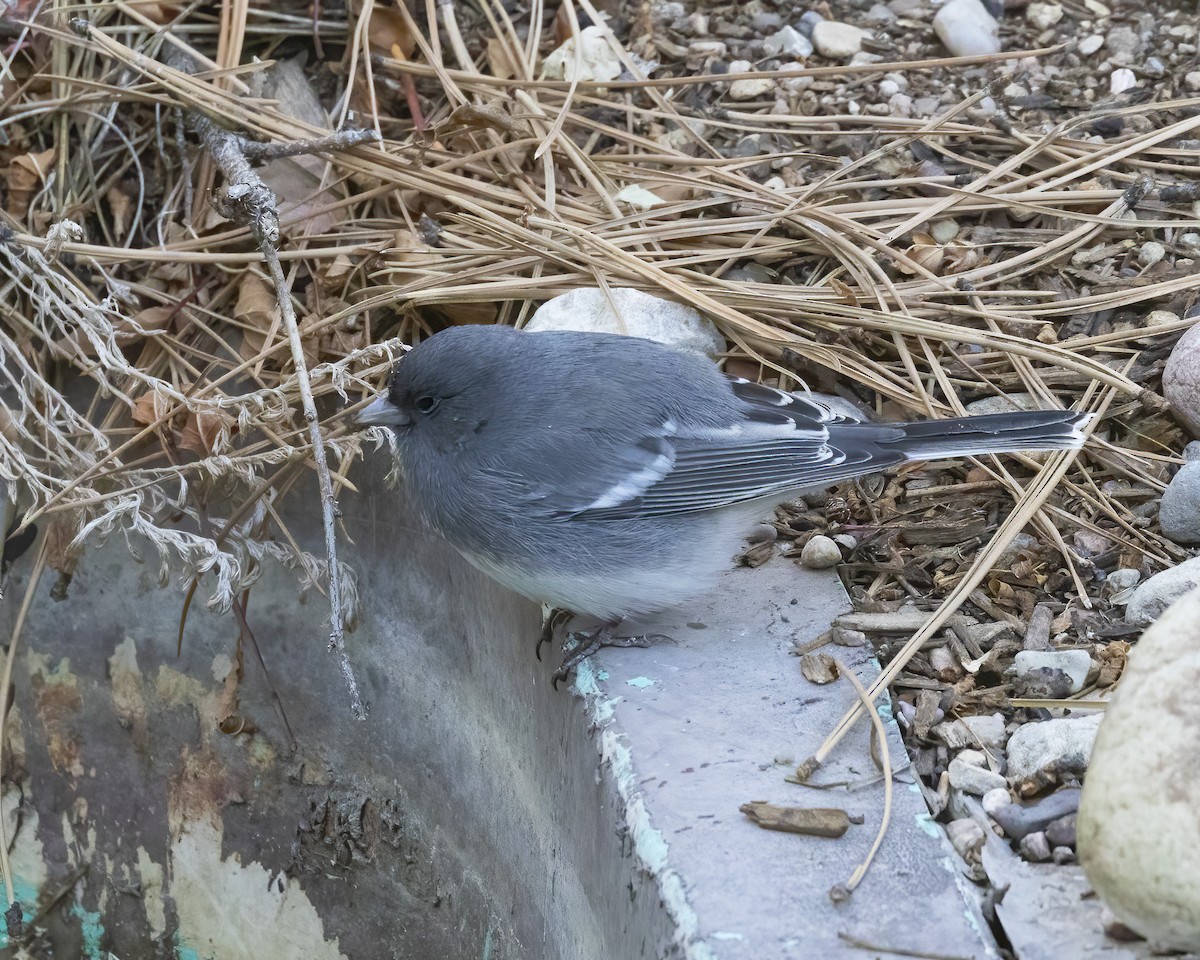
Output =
[{"x1": 354, "y1": 394, "x2": 411, "y2": 427}]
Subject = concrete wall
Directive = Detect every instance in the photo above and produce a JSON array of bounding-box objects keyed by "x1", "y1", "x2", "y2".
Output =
[{"x1": 0, "y1": 460, "x2": 678, "y2": 958}]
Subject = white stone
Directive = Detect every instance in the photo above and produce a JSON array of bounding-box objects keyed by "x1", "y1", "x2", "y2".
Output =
[
  {"x1": 879, "y1": 78, "x2": 901, "y2": 97},
  {"x1": 1013, "y1": 650, "x2": 1092, "y2": 694},
  {"x1": 982, "y1": 786, "x2": 1012, "y2": 817},
  {"x1": 1079, "y1": 586, "x2": 1200, "y2": 950},
  {"x1": 949, "y1": 754, "x2": 1007, "y2": 796},
  {"x1": 1079, "y1": 34, "x2": 1104, "y2": 56},
  {"x1": 729, "y1": 77, "x2": 775, "y2": 100},
  {"x1": 933, "y1": 0, "x2": 1001, "y2": 57},
  {"x1": 811, "y1": 21, "x2": 866, "y2": 59},
  {"x1": 526, "y1": 288, "x2": 725, "y2": 357},
  {"x1": 1110, "y1": 68, "x2": 1137, "y2": 95},
  {"x1": 1164, "y1": 320, "x2": 1200, "y2": 436},
  {"x1": 1026, "y1": 2, "x2": 1063, "y2": 30},
  {"x1": 1006, "y1": 713, "x2": 1103, "y2": 781},
  {"x1": 763, "y1": 25, "x2": 812, "y2": 59},
  {"x1": 800, "y1": 535, "x2": 841, "y2": 569},
  {"x1": 1127, "y1": 557, "x2": 1200, "y2": 625},
  {"x1": 1187, "y1": 71, "x2": 1200, "y2": 92}
]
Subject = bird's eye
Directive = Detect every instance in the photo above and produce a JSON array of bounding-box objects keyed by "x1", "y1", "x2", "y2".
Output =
[{"x1": 414, "y1": 395, "x2": 439, "y2": 414}]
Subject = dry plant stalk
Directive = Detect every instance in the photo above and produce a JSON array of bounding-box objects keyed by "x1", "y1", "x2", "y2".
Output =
[{"x1": 0, "y1": 0, "x2": 1192, "y2": 768}]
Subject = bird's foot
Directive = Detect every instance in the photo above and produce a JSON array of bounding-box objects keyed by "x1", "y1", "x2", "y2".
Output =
[
  {"x1": 551, "y1": 623, "x2": 672, "y2": 690},
  {"x1": 536, "y1": 606, "x2": 573, "y2": 662}
]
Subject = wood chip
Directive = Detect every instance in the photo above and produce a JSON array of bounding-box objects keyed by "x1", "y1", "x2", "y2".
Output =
[{"x1": 739, "y1": 801, "x2": 851, "y2": 838}]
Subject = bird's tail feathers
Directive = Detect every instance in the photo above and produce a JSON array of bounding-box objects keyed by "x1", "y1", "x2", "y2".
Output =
[{"x1": 883, "y1": 410, "x2": 1092, "y2": 461}]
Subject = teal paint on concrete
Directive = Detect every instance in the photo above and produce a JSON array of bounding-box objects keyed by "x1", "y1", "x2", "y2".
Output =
[{"x1": 70, "y1": 902, "x2": 105, "y2": 959}]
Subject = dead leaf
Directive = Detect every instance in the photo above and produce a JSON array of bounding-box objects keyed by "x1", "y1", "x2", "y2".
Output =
[
  {"x1": 801, "y1": 652, "x2": 839, "y2": 684},
  {"x1": 178, "y1": 408, "x2": 234, "y2": 457},
  {"x1": 236, "y1": 273, "x2": 281, "y2": 364},
  {"x1": 131, "y1": 390, "x2": 173, "y2": 427},
  {"x1": 895, "y1": 231, "x2": 944, "y2": 276},
  {"x1": 367, "y1": 6, "x2": 416, "y2": 58},
  {"x1": 486, "y1": 38, "x2": 523, "y2": 80},
  {"x1": 6, "y1": 148, "x2": 56, "y2": 219}
]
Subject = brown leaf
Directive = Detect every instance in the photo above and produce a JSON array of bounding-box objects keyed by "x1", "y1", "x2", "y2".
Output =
[
  {"x1": 487, "y1": 38, "x2": 523, "y2": 80},
  {"x1": 6, "y1": 148, "x2": 56, "y2": 219},
  {"x1": 236, "y1": 274, "x2": 281, "y2": 363},
  {"x1": 178, "y1": 408, "x2": 234, "y2": 457},
  {"x1": 106, "y1": 185, "x2": 133, "y2": 237},
  {"x1": 829, "y1": 277, "x2": 858, "y2": 307},
  {"x1": 367, "y1": 6, "x2": 417, "y2": 58},
  {"x1": 131, "y1": 390, "x2": 172, "y2": 427}
]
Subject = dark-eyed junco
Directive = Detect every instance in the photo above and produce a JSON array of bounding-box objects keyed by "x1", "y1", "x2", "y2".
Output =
[{"x1": 357, "y1": 325, "x2": 1089, "y2": 675}]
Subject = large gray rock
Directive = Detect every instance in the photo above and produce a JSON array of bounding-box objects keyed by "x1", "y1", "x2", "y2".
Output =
[
  {"x1": 1159, "y1": 461, "x2": 1200, "y2": 544},
  {"x1": 526, "y1": 288, "x2": 726, "y2": 358},
  {"x1": 1079, "y1": 586, "x2": 1200, "y2": 950},
  {"x1": 1126, "y1": 556, "x2": 1200, "y2": 626},
  {"x1": 1164, "y1": 321, "x2": 1200, "y2": 436}
]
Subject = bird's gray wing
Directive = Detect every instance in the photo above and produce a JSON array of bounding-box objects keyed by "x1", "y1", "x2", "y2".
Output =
[{"x1": 539, "y1": 379, "x2": 903, "y2": 521}]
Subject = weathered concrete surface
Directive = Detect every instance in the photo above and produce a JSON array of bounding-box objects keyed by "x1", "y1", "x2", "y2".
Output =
[
  {"x1": 583, "y1": 560, "x2": 992, "y2": 959},
  {"x1": 0, "y1": 455, "x2": 991, "y2": 958},
  {"x1": 2, "y1": 464, "x2": 675, "y2": 959}
]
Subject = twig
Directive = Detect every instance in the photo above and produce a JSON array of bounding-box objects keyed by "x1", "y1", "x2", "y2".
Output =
[
  {"x1": 826, "y1": 658, "x2": 893, "y2": 902},
  {"x1": 166, "y1": 46, "x2": 368, "y2": 719}
]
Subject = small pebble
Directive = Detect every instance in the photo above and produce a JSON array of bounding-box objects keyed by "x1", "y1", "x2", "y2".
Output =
[
  {"x1": 1006, "y1": 715, "x2": 1103, "y2": 781},
  {"x1": 763, "y1": 25, "x2": 812, "y2": 59},
  {"x1": 729, "y1": 77, "x2": 775, "y2": 100},
  {"x1": 1187, "y1": 72, "x2": 1200, "y2": 92},
  {"x1": 811, "y1": 20, "x2": 865, "y2": 59},
  {"x1": 947, "y1": 817, "x2": 986, "y2": 861},
  {"x1": 1110, "y1": 68, "x2": 1137, "y2": 95},
  {"x1": 796, "y1": 10, "x2": 824, "y2": 38},
  {"x1": 879, "y1": 78, "x2": 901, "y2": 97},
  {"x1": 1025, "y1": 2, "x2": 1063, "y2": 30},
  {"x1": 1046, "y1": 812, "x2": 1077, "y2": 849},
  {"x1": 934, "y1": 0, "x2": 1001, "y2": 56},
  {"x1": 1184, "y1": 440, "x2": 1200, "y2": 462},
  {"x1": 982, "y1": 787, "x2": 1012, "y2": 817},
  {"x1": 1013, "y1": 650, "x2": 1092, "y2": 694},
  {"x1": 948, "y1": 753, "x2": 1008, "y2": 796},
  {"x1": 1052, "y1": 846, "x2": 1075, "y2": 864},
  {"x1": 930, "y1": 219, "x2": 959, "y2": 244},
  {"x1": 1079, "y1": 35, "x2": 1104, "y2": 56},
  {"x1": 962, "y1": 713, "x2": 1008, "y2": 751},
  {"x1": 1020, "y1": 831, "x2": 1052, "y2": 862},
  {"x1": 800, "y1": 535, "x2": 842, "y2": 569},
  {"x1": 1138, "y1": 241, "x2": 1166, "y2": 268}
]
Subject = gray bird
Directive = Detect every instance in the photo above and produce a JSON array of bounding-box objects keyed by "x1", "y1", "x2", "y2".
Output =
[{"x1": 356, "y1": 324, "x2": 1090, "y2": 679}]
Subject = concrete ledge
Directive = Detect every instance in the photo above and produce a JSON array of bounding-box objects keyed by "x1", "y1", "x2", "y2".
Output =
[
  {"x1": 578, "y1": 560, "x2": 992, "y2": 959},
  {"x1": 0, "y1": 459, "x2": 991, "y2": 958}
]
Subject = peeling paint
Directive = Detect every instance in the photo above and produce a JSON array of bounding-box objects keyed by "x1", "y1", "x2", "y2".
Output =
[
  {"x1": 136, "y1": 846, "x2": 166, "y2": 938},
  {"x1": 69, "y1": 902, "x2": 105, "y2": 960},
  {"x1": 108, "y1": 636, "x2": 148, "y2": 743},
  {"x1": 26, "y1": 653, "x2": 84, "y2": 776},
  {"x1": 170, "y1": 819, "x2": 346, "y2": 960},
  {"x1": 625, "y1": 676, "x2": 655, "y2": 689}
]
